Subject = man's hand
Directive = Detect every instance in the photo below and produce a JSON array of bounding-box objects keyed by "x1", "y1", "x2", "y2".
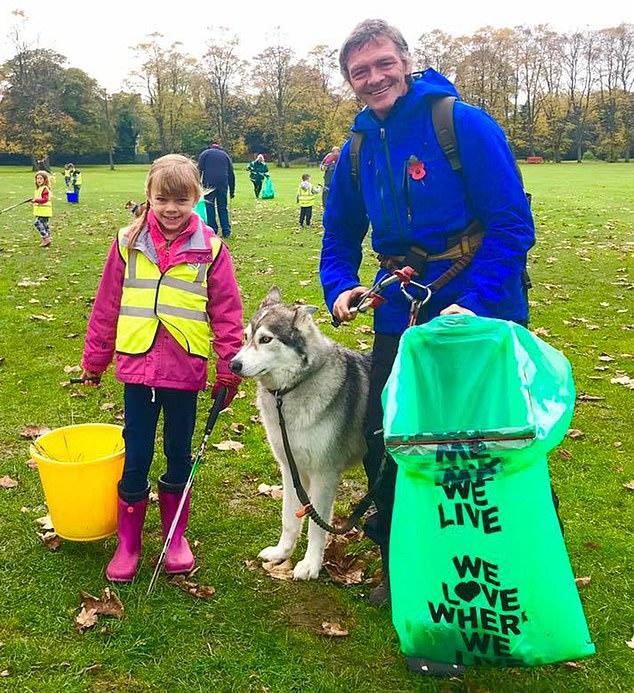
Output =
[
  {"x1": 440, "y1": 304, "x2": 475, "y2": 316},
  {"x1": 333, "y1": 286, "x2": 369, "y2": 323}
]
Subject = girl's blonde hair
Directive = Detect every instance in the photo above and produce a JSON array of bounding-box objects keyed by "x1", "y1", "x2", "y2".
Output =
[
  {"x1": 35, "y1": 170, "x2": 52, "y2": 187},
  {"x1": 126, "y1": 154, "x2": 202, "y2": 247}
]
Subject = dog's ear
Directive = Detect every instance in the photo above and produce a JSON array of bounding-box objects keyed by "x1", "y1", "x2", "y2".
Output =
[
  {"x1": 300, "y1": 304, "x2": 318, "y2": 315},
  {"x1": 292, "y1": 304, "x2": 318, "y2": 328},
  {"x1": 260, "y1": 286, "x2": 282, "y2": 308}
]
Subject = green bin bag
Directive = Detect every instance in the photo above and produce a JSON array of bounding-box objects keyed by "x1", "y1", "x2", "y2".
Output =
[
  {"x1": 261, "y1": 176, "x2": 275, "y2": 199},
  {"x1": 383, "y1": 315, "x2": 594, "y2": 666},
  {"x1": 194, "y1": 197, "x2": 208, "y2": 225}
]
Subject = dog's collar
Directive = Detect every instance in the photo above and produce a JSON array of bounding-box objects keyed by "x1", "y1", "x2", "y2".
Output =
[{"x1": 269, "y1": 384, "x2": 299, "y2": 402}]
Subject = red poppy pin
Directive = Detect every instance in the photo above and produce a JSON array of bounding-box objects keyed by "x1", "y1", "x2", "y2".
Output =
[{"x1": 408, "y1": 155, "x2": 426, "y2": 181}]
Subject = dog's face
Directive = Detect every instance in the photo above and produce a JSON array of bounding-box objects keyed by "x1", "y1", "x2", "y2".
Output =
[
  {"x1": 230, "y1": 287, "x2": 318, "y2": 384},
  {"x1": 124, "y1": 200, "x2": 146, "y2": 218}
]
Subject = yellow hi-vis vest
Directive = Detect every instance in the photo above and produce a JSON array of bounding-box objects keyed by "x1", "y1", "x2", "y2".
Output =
[
  {"x1": 33, "y1": 185, "x2": 52, "y2": 217},
  {"x1": 115, "y1": 226, "x2": 222, "y2": 358}
]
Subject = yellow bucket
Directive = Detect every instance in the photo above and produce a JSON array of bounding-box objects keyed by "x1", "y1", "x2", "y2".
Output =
[{"x1": 30, "y1": 424, "x2": 125, "y2": 541}]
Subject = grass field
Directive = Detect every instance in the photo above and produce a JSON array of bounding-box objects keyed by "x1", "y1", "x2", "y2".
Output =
[{"x1": 0, "y1": 161, "x2": 632, "y2": 692}]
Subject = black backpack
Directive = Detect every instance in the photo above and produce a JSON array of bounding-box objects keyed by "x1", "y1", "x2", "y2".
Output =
[
  {"x1": 348, "y1": 94, "x2": 532, "y2": 293},
  {"x1": 350, "y1": 95, "x2": 529, "y2": 198}
]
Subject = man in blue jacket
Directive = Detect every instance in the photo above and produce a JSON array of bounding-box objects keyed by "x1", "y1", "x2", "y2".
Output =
[
  {"x1": 320, "y1": 20, "x2": 534, "y2": 618},
  {"x1": 197, "y1": 142, "x2": 236, "y2": 238}
]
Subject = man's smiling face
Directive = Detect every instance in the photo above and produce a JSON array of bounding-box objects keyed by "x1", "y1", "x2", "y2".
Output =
[{"x1": 346, "y1": 36, "x2": 411, "y2": 120}]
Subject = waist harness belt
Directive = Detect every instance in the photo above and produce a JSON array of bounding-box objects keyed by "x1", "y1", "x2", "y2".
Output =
[{"x1": 377, "y1": 220, "x2": 484, "y2": 294}]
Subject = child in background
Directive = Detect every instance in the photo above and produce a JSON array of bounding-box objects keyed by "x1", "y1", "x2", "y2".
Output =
[
  {"x1": 71, "y1": 167, "x2": 82, "y2": 202},
  {"x1": 32, "y1": 170, "x2": 53, "y2": 247},
  {"x1": 296, "y1": 173, "x2": 320, "y2": 228},
  {"x1": 64, "y1": 163, "x2": 74, "y2": 189},
  {"x1": 81, "y1": 154, "x2": 243, "y2": 582}
]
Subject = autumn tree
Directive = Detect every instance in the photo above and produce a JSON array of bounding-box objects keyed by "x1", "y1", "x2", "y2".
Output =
[
  {"x1": 563, "y1": 30, "x2": 599, "y2": 161},
  {"x1": 253, "y1": 37, "x2": 309, "y2": 166},
  {"x1": 130, "y1": 34, "x2": 200, "y2": 154},
  {"x1": 540, "y1": 29, "x2": 572, "y2": 162},
  {"x1": 414, "y1": 30, "x2": 465, "y2": 81},
  {"x1": 0, "y1": 48, "x2": 73, "y2": 164},
  {"x1": 201, "y1": 28, "x2": 248, "y2": 151}
]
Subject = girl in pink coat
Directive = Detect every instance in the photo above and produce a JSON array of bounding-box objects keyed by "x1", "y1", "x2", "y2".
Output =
[{"x1": 81, "y1": 154, "x2": 243, "y2": 582}]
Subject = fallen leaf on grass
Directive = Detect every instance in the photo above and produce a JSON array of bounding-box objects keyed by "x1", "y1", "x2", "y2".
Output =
[
  {"x1": 623, "y1": 480, "x2": 634, "y2": 491},
  {"x1": 19, "y1": 425, "x2": 50, "y2": 440},
  {"x1": 262, "y1": 559, "x2": 294, "y2": 581},
  {"x1": 611, "y1": 375, "x2": 634, "y2": 390},
  {"x1": 532, "y1": 327, "x2": 550, "y2": 337},
  {"x1": 257, "y1": 483, "x2": 283, "y2": 499},
  {"x1": 0, "y1": 670, "x2": 8, "y2": 677},
  {"x1": 170, "y1": 575, "x2": 216, "y2": 599},
  {"x1": 567, "y1": 429, "x2": 585, "y2": 440},
  {"x1": 99, "y1": 402, "x2": 115, "y2": 411},
  {"x1": 30, "y1": 313, "x2": 55, "y2": 322},
  {"x1": 598, "y1": 353, "x2": 614, "y2": 362},
  {"x1": 558, "y1": 449, "x2": 573, "y2": 461},
  {"x1": 563, "y1": 661, "x2": 584, "y2": 670},
  {"x1": 320, "y1": 621, "x2": 349, "y2": 637},
  {"x1": 322, "y1": 536, "x2": 366, "y2": 586},
  {"x1": 576, "y1": 394, "x2": 604, "y2": 402},
  {"x1": 38, "y1": 530, "x2": 62, "y2": 551},
  {"x1": 35, "y1": 514, "x2": 53, "y2": 530},
  {"x1": 575, "y1": 576, "x2": 591, "y2": 588},
  {"x1": 212, "y1": 440, "x2": 244, "y2": 451},
  {"x1": 230, "y1": 423, "x2": 245, "y2": 434},
  {"x1": 80, "y1": 588, "x2": 124, "y2": 618},
  {"x1": 149, "y1": 491, "x2": 159, "y2": 503},
  {"x1": 75, "y1": 607, "x2": 99, "y2": 633},
  {"x1": 25, "y1": 459, "x2": 38, "y2": 470},
  {"x1": 583, "y1": 541, "x2": 601, "y2": 550},
  {"x1": 244, "y1": 559, "x2": 258, "y2": 571},
  {"x1": 0, "y1": 476, "x2": 18, "y2": 489},
  {"x1": 626, "y1": 637, "x2": 634, "y2": 650},
  {"x1": 63, "y1": 365, "x2": 81, "y2": 374}
]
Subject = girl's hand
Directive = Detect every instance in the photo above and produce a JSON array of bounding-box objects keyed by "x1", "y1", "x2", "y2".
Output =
[{"x1": 80, "y1": 370, "x2": 101, "y2": 386}]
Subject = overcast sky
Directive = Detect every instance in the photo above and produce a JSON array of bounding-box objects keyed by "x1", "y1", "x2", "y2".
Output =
[{"x1": 1, "y1": 1, "x2": 632, "y2": 92}]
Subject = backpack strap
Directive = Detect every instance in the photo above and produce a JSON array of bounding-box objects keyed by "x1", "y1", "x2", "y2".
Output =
[
  {"x1": 431, "y1": 96, "x2": 461, "y2": 172},
  {"x1": 349, "y1": 131, "x2": 364, "y2": 190}
]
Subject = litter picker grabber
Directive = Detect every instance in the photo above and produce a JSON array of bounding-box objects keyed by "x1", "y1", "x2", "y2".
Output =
[
  {"x1": 147, "y1": 386, "x2": 227, "y2": 595},
  {"x1": 0, "y1": 198, "x2": 31, "y2": 215}
]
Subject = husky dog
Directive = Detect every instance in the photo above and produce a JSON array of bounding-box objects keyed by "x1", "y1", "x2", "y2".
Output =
[
  {"x1": 230, "y1": 287, "x2": 371, "y2": 580},
  {"x1": 124, "y1": 200, "x2": 146, "y2": 218}
]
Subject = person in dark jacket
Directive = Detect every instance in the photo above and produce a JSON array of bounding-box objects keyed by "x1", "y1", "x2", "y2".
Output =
[
  {"x1": 247, "y1": 154, "x2": 269, "y2": 198},
  {"x1": 197, "y1": 142, "x2": 235, "y2": 238},
  {"x1": 320, "y1": 19, "x2": 534, "y2": 629}
]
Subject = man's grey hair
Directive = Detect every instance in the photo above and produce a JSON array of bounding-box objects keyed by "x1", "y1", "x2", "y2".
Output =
[{"x1": 339, "y1": 19, "x2": 411, "y2": 82}]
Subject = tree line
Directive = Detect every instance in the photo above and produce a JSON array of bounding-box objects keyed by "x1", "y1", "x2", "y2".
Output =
[{"x1": 1, "y1": 18, "x2": 632, "y2": 166}]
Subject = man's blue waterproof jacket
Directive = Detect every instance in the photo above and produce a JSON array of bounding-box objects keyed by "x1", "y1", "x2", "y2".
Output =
[{"x1": 319, "y1": 70, "x2": 535, "y2": 335}]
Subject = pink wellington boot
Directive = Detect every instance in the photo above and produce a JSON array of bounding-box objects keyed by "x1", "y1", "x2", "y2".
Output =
[
  {"x1": 106, "y1": 491, "x2": 149, "y2": 582},
  {"x1": 158, "y1": 476, "x2": 195, "y2": 574}
]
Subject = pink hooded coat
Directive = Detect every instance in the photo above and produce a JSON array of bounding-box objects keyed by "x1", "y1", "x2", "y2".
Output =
[{"x1": 82, "y1": 211, "x2": 243, "y2": 392}]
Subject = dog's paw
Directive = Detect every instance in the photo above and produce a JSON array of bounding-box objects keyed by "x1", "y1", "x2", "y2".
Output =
[
  {"x1": 258, "y1": 545, "x2": 291, "y2": 563},
  {"x1": 292, "y1": 558, "x2": 321, "y2": 581}
]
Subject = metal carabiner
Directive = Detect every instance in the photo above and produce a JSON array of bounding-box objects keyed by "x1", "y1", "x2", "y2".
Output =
[{"x1": 400, "y1": 281, "x2": 432, "y2": 307}]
